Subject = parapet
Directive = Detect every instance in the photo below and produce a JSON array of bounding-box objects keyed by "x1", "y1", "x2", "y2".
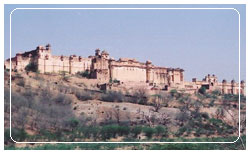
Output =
[{"x1": 119, "y1": 58, "x2": 138, "y2": 62}]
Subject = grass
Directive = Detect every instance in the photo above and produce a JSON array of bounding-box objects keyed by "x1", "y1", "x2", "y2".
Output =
[{"x1": 5, "y1": 135, "x2": 245, "y2": 150}]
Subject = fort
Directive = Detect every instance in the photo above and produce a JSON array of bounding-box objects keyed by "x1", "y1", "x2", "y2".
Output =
[{"x1": 5, "y1": 44, "x2": 245, "y2": 95}]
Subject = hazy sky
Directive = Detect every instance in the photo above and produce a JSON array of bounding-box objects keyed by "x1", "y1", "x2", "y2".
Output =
[{"x1": 4, "y1": 4, "x2": 246, "y2": 82}]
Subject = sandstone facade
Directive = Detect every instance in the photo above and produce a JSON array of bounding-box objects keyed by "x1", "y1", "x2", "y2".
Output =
[{"x1": 4, "y1": 44, "x2": 245, "y2": 95}]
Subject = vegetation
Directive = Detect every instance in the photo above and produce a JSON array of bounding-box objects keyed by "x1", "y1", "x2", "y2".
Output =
[
  {"x1": 128, "y1": 88, "x2": 149, "y2": 105},
  {"x1": 77, "y1": 70, "x2": 90, "y2": 78},
  {"x1": 4, "y1": 71, "x2": 245, "y2": 150},
  {"x1": 5, "y1": 135, "x2": 245, "y2": 150},
  {"x1": 16, "y1": 78, "x2": 25, "y2": 87},
  {"x1": 75, "y1": 90, "x2": 93, "y2": 101},
  {"x1": 25, "y1": 62, "x2": 38, "y2": 72},
  {"x1": 101, "y1": 91, "x2": 124, "y2": 102},
  {"x1": 198, "y1": 87, "x2": 206, "y2": 95}
]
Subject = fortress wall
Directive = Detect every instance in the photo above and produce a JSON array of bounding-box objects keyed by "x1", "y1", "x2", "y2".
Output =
[
  {"x1": 94, "y1": 58, "x2": 109, "y2": 70},
  {"x1": 172, "y1": 71, "x2": 182, "y2": 83},
  {"x1": 38, "y1": 56, "x2": 69, "y2": 73},
  {"x1": 38, "y1": 55, "x2": 92, "y2": 74},
  {"x1": 52, "y1": 56, "x2": 70, "y2": 73},
  {"x1": 16, "y1": 56, "x2": 30, "y2": 71},
  {"x1": 5, "y1": 59, "x2": 19, "y2": 71},
  {"x1": 111, "y1": 66, "x2": 147, "y2": 82},
  {"x1": 150, "y1": 67, "x2": 168, "y2": 84},
  {"x1": 4, "y1": 59, "x2": 12, "y2": 70},
  {"x1": 70, "y1": 58, "x2": 91, "y2": 74},
  {"x1": 6, "y1": 45, "x2": 245, "y2": 96},
  {"x1": 220, "y1": 82, "x2": 242, "y2": 95}
]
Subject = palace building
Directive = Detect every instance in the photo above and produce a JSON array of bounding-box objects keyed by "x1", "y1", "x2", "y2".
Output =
[{"x1": 4, "y1": 44, "x2": 245, "y2": 95}]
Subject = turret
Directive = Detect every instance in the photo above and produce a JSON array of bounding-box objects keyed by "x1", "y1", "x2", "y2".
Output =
[
  {"x1": 95, "y1": 48, "x2": 101, "y2": 56},
  {"x1": 231, "y1": 79, "x2": 235, "y2": 85},
  {"x1": 45, "y1": 43, "x2": 51, "y2": 51},
  {"x1": 222, "y1": 79, "x2": 227, "y2": 94},
  {"x1": 231, "y1": 79, "x2": 236, "y2": 95},
  {"x1": 101, "y1": 50, "x2": 109, "y2": 59},
  {"x1": 241, "y1": 80, "x2": 245, "y2": 95}
]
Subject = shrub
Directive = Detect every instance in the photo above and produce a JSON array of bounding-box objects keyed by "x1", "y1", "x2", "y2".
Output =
[
  {"x1": 17, "y1": 79, "x2": 25, "y2": 87},
  {"x1": 75, "y1": 90, "x2": 93, "y2": 101},
  {"x1": 113, "y1": 79, "x2": 120, "y2": 83},
  {"x1": 11, "y1": 128, "x2": 28, "y2": 142},
  {"x1": 5, "y1": 68, "x2": 10, "y2": 72},
  {"x1": 175, "y1": 112, "x2": 189, "y2": 124},
  {"x1": 101, "y1": 91, "x2": 124, "y2": 102},
  {"x1": 131, "y1": 126, "x2": 142, "y2": 137},
  {"x1": 201, "y1": 112, "x2": 210, "y2": 119},
  {"x1": 4, "y1": 129, "x2": 12, "y2": 145},
  {"x1": 198, "y1": 87, "x2": 206, "y2": 95},
  {"x1": 130, "y1": 88, "x2": 148, "y2": 105},
  {"x1": 155, "y1": 125, "x2": 166, "y2": 136},
  {"x1": 117, "y1": 125, "x2": 130, "y2": 136},
  {"x1": 77, "y1": 70, "x2": 90, "y2": 78},
  {"x1": 25, "y1": 62, "x2": 38, "y2": 72},
  {"x1": 211, "y1": 90, "x2": 221, "y2": 96},
  {"x1": 89, "y1": 126, "x2": 99, "y2": 140},
  {"x1": 209, "y1": 100, "x2": 215, "y2": 107},
  {"x1": 142, "y1": 127, "x2": 155, "y2": 138},
  {"x1": 68, "y1": 118, "x2": 80, "y2": 129},
  {"x1": 175, "y1": 126, "x2": 187, "y2": 137},
  {"x1": 53, "y1": 93, "x2": 73, "y2": 105},
  {"x1": 100, "y1": 125, "x2": 119, "y2": 140},
  {"x1": 170, "y1": 89, "x2": 178, "y2": 97}
]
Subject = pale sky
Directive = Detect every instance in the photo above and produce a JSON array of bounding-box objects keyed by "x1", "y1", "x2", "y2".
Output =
[{"x1": 4, "y1": 4, "x2": 246, "y2": 82}]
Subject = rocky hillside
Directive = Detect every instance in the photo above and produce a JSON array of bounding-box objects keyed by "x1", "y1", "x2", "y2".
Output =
[{"x1": 4, "y1": 70, "x2": 246, "y2": 149}]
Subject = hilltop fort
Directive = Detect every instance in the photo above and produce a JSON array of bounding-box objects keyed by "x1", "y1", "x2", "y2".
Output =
[{"x1": 4, "y1": 44, "x2": 245, "y2": 95}]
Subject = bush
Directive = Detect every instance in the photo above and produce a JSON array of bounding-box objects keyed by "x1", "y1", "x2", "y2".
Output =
[
  {"x1": 129, "y1": 88, "x2": 148, "y2": 105},
  {"x1": 198, "y1": 87, "x2": 206, "y2": 95},
  {"x1": 170, "y1": 89, "x2": 178, "y2": 97},
  {"x1": 201, "y1": 112, "x2": 210, "y2": 119},
  {"x1": 101, "y1": 91, "x2": 124, "y2": 102},
  {"x1": 209, "y1": 100, "x2": 215, "y2": 107},
  {"x1": 143, "y1": 127, "x2": 155, "y2": 138},
  {"x1": 77, "y1": 70, "x2": 90, "y2": 78},
  {"x1": 75, "y1": 90, "x2": 93, "y2": 101},
  {"x1": 53, "y1": 93, "x2": 73, "y2": 105},
  {"x1": 117, "y1": 126, "x2": 130, "y2": 136},
  {"x1": 100, "y1": 125, "x2": 119, "y2": 140},
  {"x1": 113, "y1": 79, "x2": 120, "y2": 83},
  {"x1": 155, "y1": 125, "x2": 166, "y2": 136},
  {"x1": 175, "y1": 126, "x2": 187, "y2": 137},
  {"x1": 211, "y1": 90, "x2": 221, "y2": 96},
  {"x1": 11, "y1": 128, "x2": 28, "y2": 142},
  {"x1": 17, "y1": 79, "x2": 25, "y2": 87},
  {"x1": 25, "y1": 62, "x2": 38, "y2": 72},
  {"x1": 131, "y1": 126, "x2": 142, "y2": 137},
  {"x1": 4, "y1": 129, "x2": 12, "y2": 145},
  {"x1": 68, "y1": 118, "x2": 79, "y2": 129}
]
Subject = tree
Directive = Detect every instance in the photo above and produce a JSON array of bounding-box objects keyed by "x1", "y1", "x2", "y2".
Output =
[
  {"x1": 143, "y1": 127, "x2": 155, "y2": 138},
  {"x1": 113, "y1": 107, "x2": 121, "y2": 124},
  {"x1": 198, "y1": 87, "x2": 206, "y2": 95},
  {"x1": 133, "y1": 87, "x2": 148, "y2": 105},
  {"x1": 151, "y1": 94, "x2": 164, "y2": 112},
  {"x1": 215, "y1": 107, "x2": 225, "y2": 120}
]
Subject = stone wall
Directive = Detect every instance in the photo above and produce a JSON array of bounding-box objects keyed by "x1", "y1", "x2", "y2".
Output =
[{"x1": 110, "y1": 59, "x2": 147, "y2": 83}]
